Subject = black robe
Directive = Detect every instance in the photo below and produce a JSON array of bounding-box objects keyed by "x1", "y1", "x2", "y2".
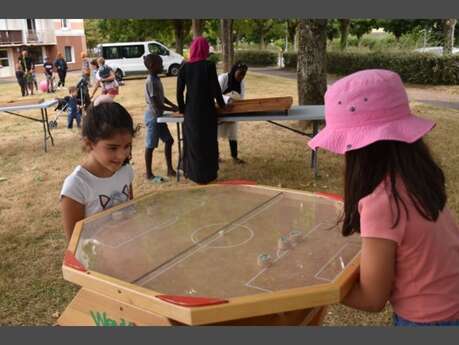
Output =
[{"x1": 177, "y1": 60, "x2": 225, "y2": 184}]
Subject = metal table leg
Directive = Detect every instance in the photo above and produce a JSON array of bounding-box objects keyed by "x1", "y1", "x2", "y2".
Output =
[
  {"x1": 176, "y1": 123, "x2": 182, "y2": 182},
  {"x1": 44, "y1": 108, "x2": 54, "y2": 146},
  {"x1": 41, "y1": 108, "x2": 48, "y2": 152}
]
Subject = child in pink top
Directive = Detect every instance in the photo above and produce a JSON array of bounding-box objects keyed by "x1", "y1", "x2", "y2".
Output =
[{"x1": 308, "y1": 69, "x2": 459, "y2": 326}]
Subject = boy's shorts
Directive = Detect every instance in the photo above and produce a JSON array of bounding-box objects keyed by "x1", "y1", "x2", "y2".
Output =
[{"x1": 144, "y1": 111, "x2": 174, "y2": 149}]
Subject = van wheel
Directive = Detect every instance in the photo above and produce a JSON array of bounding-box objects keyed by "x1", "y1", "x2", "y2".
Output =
[
  {"x1": 168, "y1": 64, "x2": 180, "y2": 77},
  {"x1": 115, "y1": 69, "x2": 124, "y2": 82}
]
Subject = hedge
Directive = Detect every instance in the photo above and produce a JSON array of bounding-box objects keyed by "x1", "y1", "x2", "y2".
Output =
[
  {"x1": 211, "y1": 50, "x2": 278, "y2": 67},
  {"x1": 235, "y1": 50, "x2": 278, "y2": 66},
  {"x1": 283, "y1": 51, "x2": 459, "y2": 85}
]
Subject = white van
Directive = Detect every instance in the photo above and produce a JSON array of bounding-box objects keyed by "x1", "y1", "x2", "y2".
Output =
[{"x1": 96, "y1": 41, "x2": 184, "y2": 79}]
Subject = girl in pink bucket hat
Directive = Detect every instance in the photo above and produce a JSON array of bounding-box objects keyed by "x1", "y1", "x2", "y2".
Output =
[{"x1": 309, "y1": 69, "x2": 459, "y2": 326}]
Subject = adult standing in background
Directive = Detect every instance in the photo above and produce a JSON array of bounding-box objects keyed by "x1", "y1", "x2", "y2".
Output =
[
  {"x1": 176, "y1": 36, "x2": 226, "y2": 184},
  {"x1": 18, "y1": 49, "x2": 34, "y2": 95},
  {"x1": 218, "y1": 61, "x2": 248, "y2": 164},
  {"x1": 81, "y1": 51, "x2": 91, "y2": 86},
  {"x1": 54, "y1": 52, "x2": 68, "y2": 88}
]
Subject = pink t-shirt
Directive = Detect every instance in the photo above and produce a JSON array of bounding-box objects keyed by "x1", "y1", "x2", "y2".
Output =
[{"x1": 358, "y1": 179, "x2": 459, "y2": 323}]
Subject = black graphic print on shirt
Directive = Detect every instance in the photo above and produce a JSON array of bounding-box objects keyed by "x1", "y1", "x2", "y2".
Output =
[{"x1": 98, "y1": 184, "x2": 130, "y2": 210}]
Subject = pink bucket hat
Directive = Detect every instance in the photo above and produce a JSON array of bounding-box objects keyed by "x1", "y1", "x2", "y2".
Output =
[{"x1": 308, "y1": 69, "x2": 435, "y2": 155}]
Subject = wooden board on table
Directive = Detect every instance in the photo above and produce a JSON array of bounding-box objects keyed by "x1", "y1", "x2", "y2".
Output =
[
  {"x1": 57, "y1": 288, "x2": 326, "y2": 326},
  {"x1": 0, "y1": 98, "x2": 45, "y2": 108},
  {"x1": 217, "y1": 96, "x2": 293, "y2": 115}
]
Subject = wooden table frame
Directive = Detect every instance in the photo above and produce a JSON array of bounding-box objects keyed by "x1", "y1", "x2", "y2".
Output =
[{"x1": 61, "y1": 184, "x2": 360, "y2": 326}]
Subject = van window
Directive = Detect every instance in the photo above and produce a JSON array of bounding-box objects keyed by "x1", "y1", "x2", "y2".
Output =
[
  {"x1": 122, "y1": 45, "x2": 145, "y2": 58},
  {"x1": 103, "y1": 46, "x2": 122, "y2": 59},
  {"x1": 148, "y1": 43, "x2": 168, "y2": 56}
]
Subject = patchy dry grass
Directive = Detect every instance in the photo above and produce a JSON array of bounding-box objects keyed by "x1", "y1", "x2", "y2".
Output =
[{"x1": 1, "y1": 71, "x2": 459, "y2": 325}]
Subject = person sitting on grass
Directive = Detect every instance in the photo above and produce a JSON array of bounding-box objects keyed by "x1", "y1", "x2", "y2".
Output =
[
  {"x1": 60, "y1": 100, "x2": 137, "y2": 241},
  {"x1": 143, "y1": 53, "x2": 178, "y2": 182}
]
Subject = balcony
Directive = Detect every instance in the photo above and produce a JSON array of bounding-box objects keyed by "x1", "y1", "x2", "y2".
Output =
[
  {"x1": 0, "y1": 29, "x2": 56, "y2": 46},
  {"x1": 0, "y1": 30, "x2": 23, "y2": 45},
  {"x1": 25, "y1": 30, "x2": 56, "y2": 45}
]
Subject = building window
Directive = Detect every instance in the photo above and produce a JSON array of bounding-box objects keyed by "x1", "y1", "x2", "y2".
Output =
[
  {"x1": 64, "y1": 46, "x2": 74, "y2": 63},
  {"x1": 61, "y1": 19, "x2": 69, "y2": 29},
  {"x1": 0, "y1": 50, "x2": 9, "y2": 67},
  {"x1": 26, "y1": 19, "x2": 37, "y2": 31}
]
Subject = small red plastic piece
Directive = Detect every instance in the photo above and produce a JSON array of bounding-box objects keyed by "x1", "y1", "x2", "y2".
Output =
[
  {"x1": 156, "y1": 295, "x2": 228, "y2": 307},
  {"x1": 63, "y1": 250, "x2": 87, "y2": 272},
  {"x1": 217, "y1": 179, "x2": 257, "y2": 185},
  {"x1": 315, "y1": 192, "x2": 343, "y2": 202}
]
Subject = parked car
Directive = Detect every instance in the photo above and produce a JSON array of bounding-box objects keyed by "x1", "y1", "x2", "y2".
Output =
[{"x1": 96, "y1": 41, "x2": 184, "y2": 79}]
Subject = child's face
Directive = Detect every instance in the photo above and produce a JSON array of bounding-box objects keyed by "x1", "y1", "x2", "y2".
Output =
[
  {"x1": 88, "y1": 131, "x2": 132, "y2": 175},
  {"x1": 70, "y1": 90, "x2": 77, "y2": 97}
]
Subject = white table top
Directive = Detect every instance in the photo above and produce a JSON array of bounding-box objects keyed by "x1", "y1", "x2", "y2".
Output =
[
  {"x1": 157, "y1": 105, "x2": 324, "y2": 124},
  {"x1": 0, "y1": 99, "x2": 58, "y2": 112}
]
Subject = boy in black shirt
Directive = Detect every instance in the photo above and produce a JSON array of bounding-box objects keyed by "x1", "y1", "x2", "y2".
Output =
[{"x1": 43, "y1": 56, "x2": 54, "y2": 93}]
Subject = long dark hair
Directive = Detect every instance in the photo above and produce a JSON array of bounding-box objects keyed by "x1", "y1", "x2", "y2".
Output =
[
  {"x1": 223, "y1": 61, "x2": 248, "y2": 95},
  {"x1": 342, "y1": 139, "x2": 446, "y2": 236}
]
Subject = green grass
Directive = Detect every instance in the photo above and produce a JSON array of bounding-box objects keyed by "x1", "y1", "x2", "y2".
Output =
[{"x1": 1, "y1": 71, "x2": 459, "y2": 325}]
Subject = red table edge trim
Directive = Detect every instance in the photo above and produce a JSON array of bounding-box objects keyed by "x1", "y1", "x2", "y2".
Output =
[
  {"x1": 63, "y1": 250, "x2": 87, "y2": 272},
  {"x1": 156, "y1": 295, "x2": 229, "y2": 307},
  {"x1": 217, "y1": 179, "x2": 257, "y2": 185},
  {"x1": 315, "y1": 192, "x2": 343, "y2": 202}
]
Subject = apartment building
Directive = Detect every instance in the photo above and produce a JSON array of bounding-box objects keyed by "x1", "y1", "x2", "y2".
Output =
[{"x1": 0, "y1": 19, "x2": 87, "y2": 78}]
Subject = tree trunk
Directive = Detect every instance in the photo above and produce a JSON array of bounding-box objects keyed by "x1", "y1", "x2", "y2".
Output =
[
  {"x1": 297, "y1": 19, "x2": 327, "y2": 129},
  {"x1": 221, "y1": 19, "x2": 234, "y2": 72},
  {"x1": 260, "y1": 33, "x2": 266, "y2": 50},
  {"x1": 192, "y1": 19, "x2": 203, "y2": 38},
  {"x1": 288, "y1": 20, "x2": 298, "y2": 46},
  {"x1": 443, "y1": 19, "x2": 457, "y2": 55},
  {"x1": 294, "y1": 30, "x2": 299, "y2": 51},
  {"x1": 339, "y1": 19, "x2": 350, "y2": 51},
  {"x1": 173, "y1": 20, "x2": 185, "y2": 56}
]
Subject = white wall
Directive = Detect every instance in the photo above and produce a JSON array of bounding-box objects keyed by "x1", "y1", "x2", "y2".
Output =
[{"x1": 0, "y1": 19, "x2": 26, "y2": 31}]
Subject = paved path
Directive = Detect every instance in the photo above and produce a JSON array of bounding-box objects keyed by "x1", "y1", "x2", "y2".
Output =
[{"x1": 250, "y1": 67, "x2": 459, "y2": 111}]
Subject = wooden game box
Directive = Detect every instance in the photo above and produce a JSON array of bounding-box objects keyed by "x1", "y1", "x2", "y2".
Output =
[{"x1": 216, "y1": 96, "x2": 293, "y2": 116}]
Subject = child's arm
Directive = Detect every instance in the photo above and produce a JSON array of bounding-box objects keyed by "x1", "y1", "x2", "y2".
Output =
[
  {"x1": 90, "y1": 81, "x2": 101, "y2": 99},
  {"x1": 129, "y1": 183, "x2": 134, "y2": 200},
  {"x1": 176, "y1": 67, "x2": 186, "y2": 114},
  {"x1": 341, "y1": 237, "x2": 396, "y2": 312},
  {"x1": 60, "y1": 196, "x2": 85, "y2": 242},
  {"x1": 164, "y1": 97, "x2": 179, "y2": 111}
]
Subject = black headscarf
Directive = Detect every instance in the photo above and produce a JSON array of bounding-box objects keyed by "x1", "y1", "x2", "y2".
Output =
[{"x1": 223, "y1": 61, "x2": 248, "y2": 95}]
